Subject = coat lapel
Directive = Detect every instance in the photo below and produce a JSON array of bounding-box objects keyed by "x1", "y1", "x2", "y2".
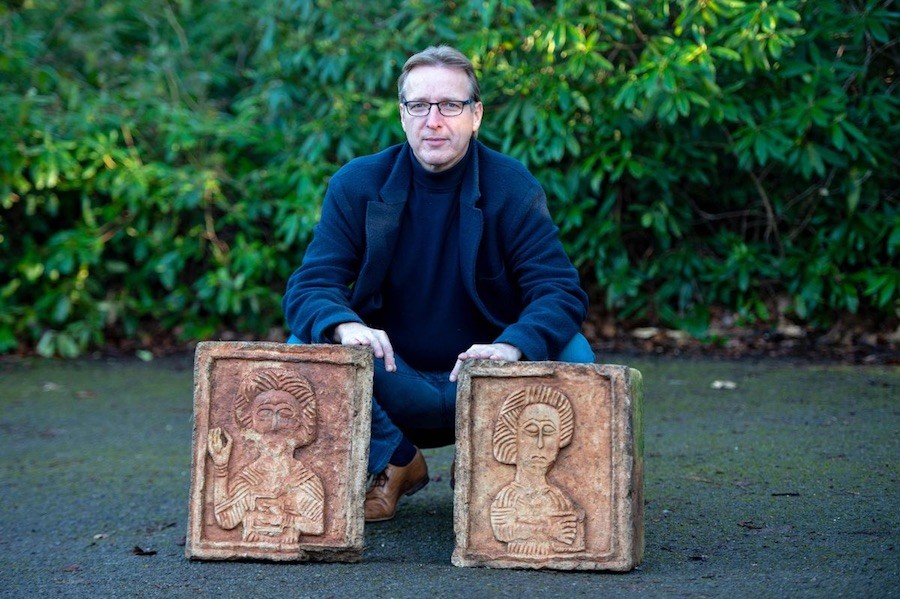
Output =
[
  {"x1": 459, "y1": 141, "x2": 487, "y2": 313},
  {"x1": 355, "y1": 201, "x2": 403, "y2": 302},
  {"x1": 353, "y1": 147, "x2": 411, "y2": 302}
]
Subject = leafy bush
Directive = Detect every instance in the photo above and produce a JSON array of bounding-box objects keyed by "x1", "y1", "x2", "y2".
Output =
[{"x1": 1, "y1": 0, "x2": 897, "y2": 356}]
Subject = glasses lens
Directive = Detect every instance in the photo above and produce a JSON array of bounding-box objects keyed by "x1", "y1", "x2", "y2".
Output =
[
  {"x1": 438, "y1": 101, "x2": 464, "y2": 116},
  {"x1": 406, "y1": 102, "x2": 429, "y2": 116},
  {"x1": 404, "y1": 101, "x2": 469, "y2": 117}
]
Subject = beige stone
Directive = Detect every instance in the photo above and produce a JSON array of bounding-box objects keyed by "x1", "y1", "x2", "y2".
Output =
[
  {"x1": 452, "y1": 361, "x2": 644, "y2": 571},
  {"x1": 185, "y1": 342, "x2": 372, "y2": 562}
]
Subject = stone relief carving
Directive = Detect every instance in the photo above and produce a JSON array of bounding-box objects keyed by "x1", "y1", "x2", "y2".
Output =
[
  {"x1": 206, "y1": 367, "x2": 325, "y2": 543},
  {"x1": 489, "y1": 385, "x2": 585, "y2": 556}
]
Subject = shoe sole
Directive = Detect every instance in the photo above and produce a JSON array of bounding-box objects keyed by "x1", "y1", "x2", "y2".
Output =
[
  {"x1": 404, "y1": 476, "x2": 429, "y2": 497},
  {"x1": 365, "y1": 513, "x2": 395, "y2": 523},
  {"x1": 365, "y1": 476, "x2": 430, "y2": 523}
]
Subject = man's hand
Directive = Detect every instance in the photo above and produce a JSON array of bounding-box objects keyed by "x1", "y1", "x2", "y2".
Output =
[
  {"x1": 333, "y1": 322, "x2": 396, "y2": 372},
  {"x1": 449, "y1": 343, "x2": 521, "y2": 382}
]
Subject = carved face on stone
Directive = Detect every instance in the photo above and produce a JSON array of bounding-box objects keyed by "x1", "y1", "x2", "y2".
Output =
[
  {"x1": 493, "y1": 385, "x2": 574, "y2": 468},
  {"x1": 516, "y1": 403, "x2": 562, "y2": 471},
  {"x1": 250, "y1": 390, "x2": 304, "y2": 434},
  {"x1": 236, "y1": 368, "x2": 318, "y2": 447}
]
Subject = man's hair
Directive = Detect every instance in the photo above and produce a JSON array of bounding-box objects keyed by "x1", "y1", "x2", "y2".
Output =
[{"x1": 397, "y1": 45, "x2": 481, "y2": 102}]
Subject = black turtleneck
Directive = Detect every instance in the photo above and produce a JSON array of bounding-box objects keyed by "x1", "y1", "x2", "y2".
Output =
[{"x1": 374, "y1": 144, "x2": 500, "y2": 371}]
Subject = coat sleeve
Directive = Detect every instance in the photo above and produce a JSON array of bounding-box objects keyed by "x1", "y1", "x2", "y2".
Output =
[
  {"x1": 492, "y1": 184, "x2": 589, "y2": 361},
  {"x1": 282, "y1": 176, "x2": 367, "y2": 343}
]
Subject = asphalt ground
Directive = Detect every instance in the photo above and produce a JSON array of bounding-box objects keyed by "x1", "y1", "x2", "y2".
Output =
[{"x1": 0, "y1": 353, "x2": 897, "y2": 598}]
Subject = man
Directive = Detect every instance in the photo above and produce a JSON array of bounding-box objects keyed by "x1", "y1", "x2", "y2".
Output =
[{"x1": 283, "y1": 45, "x2": 593, "y2": 522}]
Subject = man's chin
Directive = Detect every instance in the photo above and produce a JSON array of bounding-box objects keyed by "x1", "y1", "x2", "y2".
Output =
[{"x1": 413, "y1": 149, "x2": 459, "y2": 172}]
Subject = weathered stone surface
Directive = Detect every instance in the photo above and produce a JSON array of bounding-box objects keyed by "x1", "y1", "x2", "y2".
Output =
[
  {"x1": 452, "y1": 361, "x2": 644, "y2": 571},
  {"x1": 186, "y1": 342, "x2": 372, "y2": 562}
]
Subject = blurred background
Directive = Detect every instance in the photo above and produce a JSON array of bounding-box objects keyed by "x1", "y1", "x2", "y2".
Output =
[{"x1": 1, "y1": 0, "x2": 897, "y2": 360}]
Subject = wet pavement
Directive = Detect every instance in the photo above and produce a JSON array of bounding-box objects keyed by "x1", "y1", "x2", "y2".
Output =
[{"x1": 1, "y1": 353, "x2": 897, "y2": 598}]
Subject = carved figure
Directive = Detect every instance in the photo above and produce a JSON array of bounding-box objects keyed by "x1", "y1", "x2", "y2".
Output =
[
  {"x1": 207, "y1": 368, "x2": 325, "y2": 543},
  {"x1": 490, "y1": 385, "x2": 585, "y2": 556}
]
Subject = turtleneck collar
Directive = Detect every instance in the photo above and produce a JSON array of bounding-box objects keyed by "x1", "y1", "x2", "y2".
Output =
[{"x1": 409, "y1": 139, "x2": 473, "y2": 192}]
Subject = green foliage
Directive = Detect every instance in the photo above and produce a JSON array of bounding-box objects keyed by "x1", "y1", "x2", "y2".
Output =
[{"x1": 1, "y1": 0, "x2": 897, "y2": 356}]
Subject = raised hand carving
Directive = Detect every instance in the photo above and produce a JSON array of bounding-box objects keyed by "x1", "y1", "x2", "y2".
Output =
[
  {"x1": 207, "y1": 427, "x2": 232, "y2": 467},
  {"x1": 489, "y1": 385, "x2": 585, "y2": 556},
  {"x1": 206, "y1": 367, "x2": 325, "y2": 543}
]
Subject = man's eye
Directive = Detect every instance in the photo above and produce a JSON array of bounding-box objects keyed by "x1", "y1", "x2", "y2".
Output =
[
  {"x1": 442, "y1": 102, "x2": 462, "y2": 111},
  {"x1": 409, "y1": 102, "x2": 428, "y2": 111}
]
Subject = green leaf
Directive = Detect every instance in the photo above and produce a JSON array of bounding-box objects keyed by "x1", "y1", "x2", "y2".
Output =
[
  {"x1": 56, "y1": 333, "x2": 80, "y2": 358},
  {"x1": 36, "y1": 331, "x2": 57, "y2": 358}
]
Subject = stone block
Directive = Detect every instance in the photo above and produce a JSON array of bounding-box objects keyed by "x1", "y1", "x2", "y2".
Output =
[
  {"x1": 186, "y1": 342, "x2": 372, "y2": 562},
  {"x1": 452, "y1": 361, "x2": 643, "y2": 571}
]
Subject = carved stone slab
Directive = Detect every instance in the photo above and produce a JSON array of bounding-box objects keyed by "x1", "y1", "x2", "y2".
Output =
[
  {"x1": 186, "y1": 342, "x2": 372, "y2": 562},
  {"x1": 452, "y1": 361, "x2": 643, "y2": 571}
]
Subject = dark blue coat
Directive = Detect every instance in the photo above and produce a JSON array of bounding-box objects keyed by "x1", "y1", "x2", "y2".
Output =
[{"x1": 282, "y1": 140, "x2": 588, "y2": 361}]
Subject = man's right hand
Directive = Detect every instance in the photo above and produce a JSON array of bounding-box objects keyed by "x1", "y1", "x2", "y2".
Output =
[{"x1": 333, "y1": 322, "x2": 396, "y2": 372}]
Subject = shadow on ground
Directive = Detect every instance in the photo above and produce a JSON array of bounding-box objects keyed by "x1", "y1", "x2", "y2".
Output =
[{"x1": 0, "y1": 354, "x2": 897, "y2": 598}]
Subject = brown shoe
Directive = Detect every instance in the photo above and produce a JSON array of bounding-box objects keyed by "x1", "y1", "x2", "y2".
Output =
[{"x1": 364, "y1": 449, "x2": 429, "y2": 522}]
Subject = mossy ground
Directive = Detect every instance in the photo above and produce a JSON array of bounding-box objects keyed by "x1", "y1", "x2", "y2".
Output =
[{"x1": 0, "y1": 355, "x2": 896, "y2": 598}]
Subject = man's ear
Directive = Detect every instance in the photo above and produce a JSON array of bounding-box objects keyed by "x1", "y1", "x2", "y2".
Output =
[
  {"x1": 472, "y1": 101, "x2": 484, "y2": 136},
  {"x1": 399, "y1": 103, "x2": 408, "y2": 134}
]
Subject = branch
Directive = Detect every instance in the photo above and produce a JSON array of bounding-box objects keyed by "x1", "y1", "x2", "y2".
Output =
[{"x1": 748, "y1": 169, "x2": 784, "y2": 256}]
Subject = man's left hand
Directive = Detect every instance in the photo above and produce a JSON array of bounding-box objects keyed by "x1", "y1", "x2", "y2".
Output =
[{"x1": 449, "y1": 343, "x2": 522, "y2": 382}]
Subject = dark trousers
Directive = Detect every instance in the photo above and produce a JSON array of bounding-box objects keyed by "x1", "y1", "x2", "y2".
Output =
[{"x1": 287, "y1": 333, "x2": 595, "y2": 474}]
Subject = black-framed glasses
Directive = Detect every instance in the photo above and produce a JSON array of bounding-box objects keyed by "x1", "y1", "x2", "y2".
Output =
[{"x1": 401, "y1": 99, "x2": 474, "y2": 117}]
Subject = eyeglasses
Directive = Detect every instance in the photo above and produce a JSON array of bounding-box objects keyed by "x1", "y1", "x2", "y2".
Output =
[{"x1": 401, "y1": 99, "x2": 474, "y2": 117}]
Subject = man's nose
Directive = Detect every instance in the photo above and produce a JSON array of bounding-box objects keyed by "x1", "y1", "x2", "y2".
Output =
[{"x1": 425, "y1": 106, "x2": 443, "y2": 127}]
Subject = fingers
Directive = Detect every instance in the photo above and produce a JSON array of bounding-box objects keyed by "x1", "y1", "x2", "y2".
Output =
[
  {"x1": 207, "y1": 428, "x2": 220, "y2": 451},
  {"x1": 447, "y1": 349, "x2": 503, "y2": 382},
  {"x1": 334, "y1": 322, "x2": 396, "y2": 372},
  {"x1": 558, "y1": 530, "x2": 576, "y2": 543},
  {"x1": 208, "y1": 427, "x2": 228, "y2": 448},
  {"x1": 207, "y1": 427, "x2": 232, "y2": 465},
  {"x1": 448, "y1": 343, "x2": 522, "y2": 381},
  {"x1": 556, "y1": 519, "x2": 577, "y2": 543},
  {"x1": 378, "y1": 331, "x2": 396, "y2": 372},
  {"x1": 449, "y1": 359, "x2": 464, "y2": 383}
]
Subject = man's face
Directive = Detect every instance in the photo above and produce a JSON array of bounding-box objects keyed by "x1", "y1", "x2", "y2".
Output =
[{"x1": 400, "y1": 65, "x2": 483, "y2": 173}]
